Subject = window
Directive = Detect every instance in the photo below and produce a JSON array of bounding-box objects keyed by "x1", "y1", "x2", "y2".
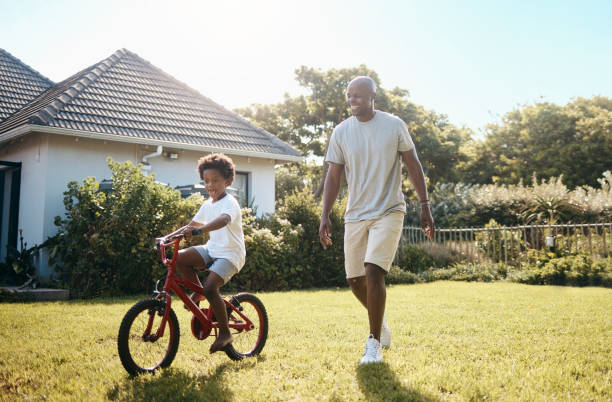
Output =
[
  {"x1": 174, "y1": 171, "x2": 249, "y2": 208},
  {"x1": 231, "y1": 172, "x2": 249, "y2": 207}
]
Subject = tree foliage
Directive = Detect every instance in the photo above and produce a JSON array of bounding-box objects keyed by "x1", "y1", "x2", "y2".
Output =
[
  {"x1": 459, "y1": 96, "x2": 612, "y2": 188},
  {"x1": 236, "y1": 65, "x2": 472, "y2": 188}
]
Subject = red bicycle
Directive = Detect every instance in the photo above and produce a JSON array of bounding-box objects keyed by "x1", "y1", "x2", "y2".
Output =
[{"x1": 117, "y1": 231, "x2": 268, "y2": 375}]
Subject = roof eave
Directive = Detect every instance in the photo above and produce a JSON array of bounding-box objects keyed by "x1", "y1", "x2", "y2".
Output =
[{"x1": 0, "y1": 125, "x2": 304, "y2": 163}]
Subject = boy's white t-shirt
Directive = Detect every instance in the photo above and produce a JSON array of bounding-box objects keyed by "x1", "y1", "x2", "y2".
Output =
[{"x1": 192, "y1": 194, "x2": 246, "y2": 270}]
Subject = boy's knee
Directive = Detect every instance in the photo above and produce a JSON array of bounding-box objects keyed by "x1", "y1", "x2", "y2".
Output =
[{"x1": 202, "y1": 282, "x2": 218, "y2": 298}]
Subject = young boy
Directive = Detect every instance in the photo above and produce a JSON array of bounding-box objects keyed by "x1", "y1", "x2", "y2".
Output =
[{"x1": 158, "y1": 153, "x2": 246, "y2": 353}]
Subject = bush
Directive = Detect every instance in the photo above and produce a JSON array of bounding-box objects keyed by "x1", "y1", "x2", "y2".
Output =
[
  {"x1": 48, "y1": 158, "x2": 201, "y2": 298},
  {"x1": 422, "y1": 263, "x2": 507, "y2": 283},
  {"x1": 395, "y1": 240, "x2": 466, "y2": 274},
  {"x1": 405, "y1": 172, "x2": 612, "y2": 227},
  {"x1": 0, "y1": 229, "x2": 39, "y2": 286},
  {"x1": 475, "y1": 219, "x2": 521, "y2": 264},
  {"x1": 395, "y1": 242, "x2": 434, "y2": 273},
  {"x1": 511, "y1": 255, "x2": 612, "y2": 287},
  {"x1": 230, "y1": 213, "x2": 305, "y2": 291},
  {"x1": 386, "y1": 265, "x2": 423, "y2": 285},
  {"x1": 237, "y1": 189, "x2": 346, "y2": 290},
  {"x1": 419, "y1": 242, "x2": 466, "y2": 267}
]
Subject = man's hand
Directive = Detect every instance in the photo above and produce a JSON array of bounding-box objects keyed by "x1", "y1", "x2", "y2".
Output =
[
  {"x1": 420, "y1": 204, "x2": 435, "y2": 240},
  {"x1": 319, "y1": 217, "x2": 333, "y2": 250}
]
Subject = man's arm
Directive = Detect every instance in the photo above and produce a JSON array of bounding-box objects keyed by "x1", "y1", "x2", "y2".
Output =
[
  {"x1": 401, "y1": 149, "x2": 435, "y2": 239},
  {"x1": 319, "y1": 162, "x2": 343, "y2": 249}
]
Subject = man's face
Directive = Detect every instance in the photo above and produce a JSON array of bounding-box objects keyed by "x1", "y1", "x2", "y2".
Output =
[{"x1": 346, "y1": 81, "x2": 375, "y2": 117}]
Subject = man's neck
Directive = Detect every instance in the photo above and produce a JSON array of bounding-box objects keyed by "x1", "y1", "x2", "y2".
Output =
[{"x1": 356, "y1": 109, "x2": 376, "y2": 122}]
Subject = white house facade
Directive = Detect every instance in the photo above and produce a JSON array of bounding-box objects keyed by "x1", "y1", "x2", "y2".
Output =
[{"x1": 0, "y1": 48, "x2": 301, "y2": 279}]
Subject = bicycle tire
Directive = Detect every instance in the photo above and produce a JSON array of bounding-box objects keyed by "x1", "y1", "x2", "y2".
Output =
[
  {"x1": 224, "y1": 292, "x2": 268, "y2": 361},
  {"x1": 117, "y1": 299, "x2": 180, "y2": 375}
]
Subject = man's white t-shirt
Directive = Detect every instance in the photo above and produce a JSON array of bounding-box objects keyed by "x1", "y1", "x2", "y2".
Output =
[
  {"x1": 325, "y1": 110, "x2": 415, "y2": 222},
  {"x1": 192, "y1": 194, "x2": 246, "y2": 270}
]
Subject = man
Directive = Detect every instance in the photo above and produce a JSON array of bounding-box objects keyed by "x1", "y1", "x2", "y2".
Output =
[{"x1": 319, "y1": 76, "x2": 434, "y2": 365}]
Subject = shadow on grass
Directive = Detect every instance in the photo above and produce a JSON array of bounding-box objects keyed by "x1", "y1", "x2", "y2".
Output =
[
  {"x1": 107, "y1": 363, "x2": 234, "y2": 402},
  {"x1": 357, "y1": 362, "x2": 438, "y2": 402}
]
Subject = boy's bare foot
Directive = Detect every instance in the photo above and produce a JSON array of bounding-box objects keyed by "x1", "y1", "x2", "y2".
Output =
[{"x1": 209, "y1": 332, "x2": 233, "y2": 353}]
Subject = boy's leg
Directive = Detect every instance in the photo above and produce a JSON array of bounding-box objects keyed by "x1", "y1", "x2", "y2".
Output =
[
  {"x1": 203, "y1": 271, "x2": 233, "y2": 353},
  {"x1": 176, "y1": 247, "x2": 207, "y2": 303}
]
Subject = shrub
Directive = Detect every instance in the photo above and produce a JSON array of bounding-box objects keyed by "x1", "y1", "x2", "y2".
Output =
[
  {"x1": 422, "y1": 263, "x2": 507, "y2": 283},
  {"x1": 274, "y1": 188, "x2": 347, "y2": 288},
  {"x1": 395, "y1": 242, "x2": 434, "y2": 273},
  {"x1": 48, "y1": 158, "x2": 200, "y2": 298},
  {"x1": 386, "y1": 265, "x2": 423, "y2": 285},
  {"x1": 0, "y1": 229, "x2": 39, "y2": 286},
  {"x1": 405, "y1": 171, "x2": 612, "y2": 227},
  {"x1": 510, "y1": 255, "x2": 612, "y2": 287},
  {"x1": 231, "y1": 189, "x2": 347, "y2": 291},
  {"x1": 419, "y1": 242, "x2": 466, "y2": 267},
  {"x1": 475, "y1": 219, "x2": 521, "y2": 264}
]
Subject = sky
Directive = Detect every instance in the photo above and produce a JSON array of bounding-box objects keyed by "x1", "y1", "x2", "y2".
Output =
[{"x1": 1, "y1": 0, "x2": 611, "y2": 134}]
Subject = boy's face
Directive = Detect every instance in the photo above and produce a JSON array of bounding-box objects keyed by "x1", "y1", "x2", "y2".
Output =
[{"x1": 202, "y1": 168, "x2": 232, "y2": 201}]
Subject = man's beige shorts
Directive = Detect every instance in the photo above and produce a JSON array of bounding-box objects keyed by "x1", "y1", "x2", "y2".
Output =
[{"x1": 344, "y1": 211, "x2": 404, "y2": 278}]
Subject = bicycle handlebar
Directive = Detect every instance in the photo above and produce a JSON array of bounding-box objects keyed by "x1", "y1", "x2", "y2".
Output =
[
  {"x1": 156, "y1": 228, "x2": 203, "y2": 265},
  {"x1": 157, "y1": 228, "x2": 203, "y2": 246}
]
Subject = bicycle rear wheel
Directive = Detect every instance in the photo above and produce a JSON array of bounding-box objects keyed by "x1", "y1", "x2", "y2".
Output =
[
  {"x1": 117, "y1": 299, "x2": 180, "y2": 375},
  {"x1": 224, "y1": 292, "x2": 268, "y2": 361}
]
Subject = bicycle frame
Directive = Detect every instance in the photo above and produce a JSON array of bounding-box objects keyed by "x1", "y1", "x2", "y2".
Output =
[{"x1": 149, "y1": 236, "x2": 254, "y2": 340}]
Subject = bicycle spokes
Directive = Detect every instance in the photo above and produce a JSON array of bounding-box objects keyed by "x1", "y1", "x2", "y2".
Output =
[
  {"x1": 118, "y1": 299, "x2": 179, "y2": 375},
  {"x1": 226, "y1": 294, "x2": 268, "y2": 357}
]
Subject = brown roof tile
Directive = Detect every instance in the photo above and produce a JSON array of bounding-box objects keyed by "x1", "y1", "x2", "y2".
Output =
[
  {"x1": 0, "y1": 49, "x2": 53, "y2": 123},
  {"x1": 0, "y1": 49, "x2": 300, "y2": 159}
]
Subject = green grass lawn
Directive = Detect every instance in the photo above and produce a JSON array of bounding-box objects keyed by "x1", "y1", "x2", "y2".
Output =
[{"x1": 1, "y1": 282, "x2": 610, "y2": 401}]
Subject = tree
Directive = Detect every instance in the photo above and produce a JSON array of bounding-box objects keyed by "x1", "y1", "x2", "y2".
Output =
[
  {"x1": 236, "y1": 65, "x2": 471, "y2": 196},
  {"x1": 459, "y1": 96, "x2": 612, "y2": 188}
]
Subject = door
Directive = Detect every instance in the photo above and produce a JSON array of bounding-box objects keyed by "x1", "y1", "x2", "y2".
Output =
[{"x1": 0, "y1": 161, "x2": 21, "y2": 262}]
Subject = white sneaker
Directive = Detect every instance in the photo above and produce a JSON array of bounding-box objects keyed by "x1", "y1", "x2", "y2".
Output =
[
  {"x1": 380, "y1": 319, "x2": 391, "y2": 349},
  {"x1": 359, "y1": 334, "x2": 383, "y2": 365}
]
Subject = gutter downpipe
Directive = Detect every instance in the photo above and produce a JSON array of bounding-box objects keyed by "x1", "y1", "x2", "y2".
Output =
[{"x1": 141, "y1": 145, "x2": 163, "y2": 174}]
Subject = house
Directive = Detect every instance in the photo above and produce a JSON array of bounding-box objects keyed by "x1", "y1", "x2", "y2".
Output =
[{"x1": 0, "y1": 48, "x2": 301, "y2": 279}]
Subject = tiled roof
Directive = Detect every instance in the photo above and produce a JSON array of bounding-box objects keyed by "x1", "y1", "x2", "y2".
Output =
[
  {"x1": 0, "y1": 49, "x2": 53, "y2": 123},
  {"x1": 0, "y1": 49, "x2": 301, "y2": 159}
]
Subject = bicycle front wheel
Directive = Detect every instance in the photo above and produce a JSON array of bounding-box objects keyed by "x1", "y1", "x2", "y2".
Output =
[
  {"x1": 224, "y1": 292, "x2": 268, "y2": 361},
  {"x1": 117, "y1": 299, "x2": 180, "y2": 375}
]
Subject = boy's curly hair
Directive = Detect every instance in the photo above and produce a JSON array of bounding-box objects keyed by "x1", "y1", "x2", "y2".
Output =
[{"x1": 197, "y1": 153, "x2": 235, "y2": 182}]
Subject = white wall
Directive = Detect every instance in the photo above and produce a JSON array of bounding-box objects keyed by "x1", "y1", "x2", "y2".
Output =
[
  {"x1": 0, "y1": 133, "x2": 48, "y2": 252},
  {"x1": 1, "y1": 132, "x2": 278, "y2": 278},
  {"x1": 139, "y1": 147, "x2": 276, "y2": 215}
]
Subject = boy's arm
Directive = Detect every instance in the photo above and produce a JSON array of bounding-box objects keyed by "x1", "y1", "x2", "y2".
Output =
[
  {"x1": 400, "y1": 149, "x2": 435, "y2": 240},
  {"x1": 158, "y1": 221, "x2": 205, "y2": 242},
  {"x1": 198, "y1": 214, "x2": 231, "y2": 233}
]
